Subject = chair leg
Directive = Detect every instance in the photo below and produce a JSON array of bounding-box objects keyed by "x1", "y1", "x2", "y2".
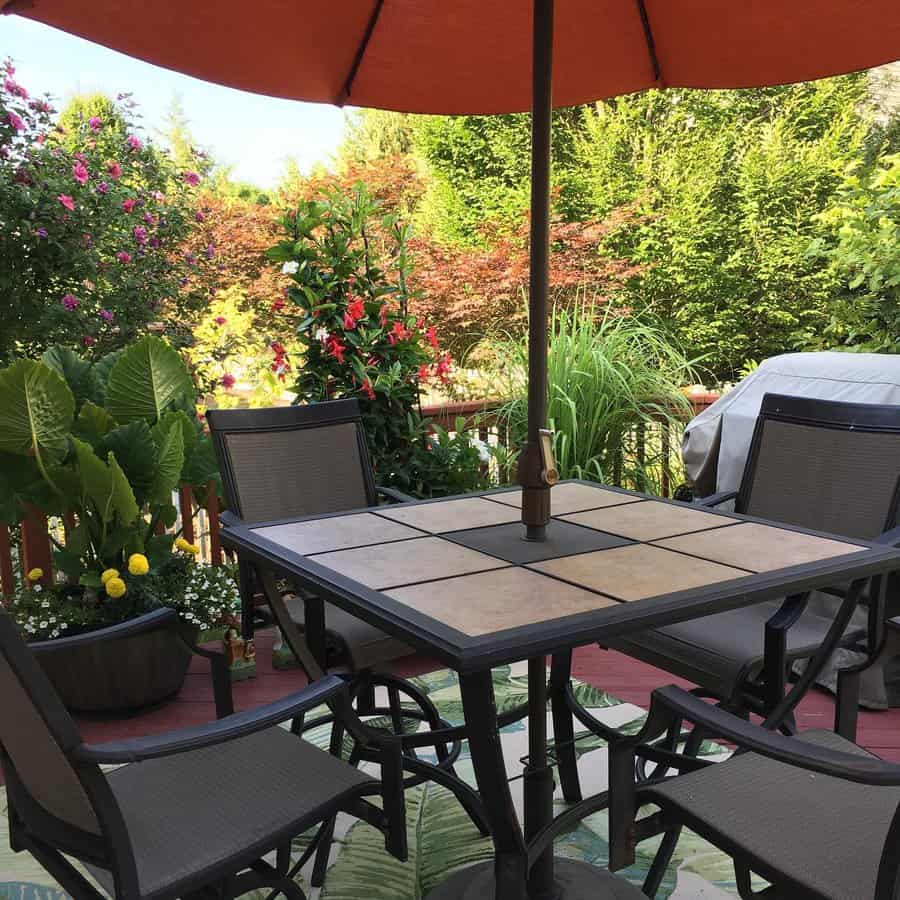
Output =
[
  {"x1": 549, "y1": 651, "x2": 582, "y2": 803},
  {"x1": 310, "y1": 815, "x2": 337, "y2": 888},
  {"x1": 642, "y1": 826, "x2": 682, "y2": 897}
]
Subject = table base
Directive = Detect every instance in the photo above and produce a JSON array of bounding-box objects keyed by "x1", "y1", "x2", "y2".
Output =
[{"x1": 426, "y1": 859, "x2": 645, "y2": 900}]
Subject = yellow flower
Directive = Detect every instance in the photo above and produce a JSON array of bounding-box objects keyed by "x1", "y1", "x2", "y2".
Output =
[
  {"x1": 105, "y1": 577, "x2": 127, "y2": 599},
  {"x1": 100, "y1": 568, "x2": 119, "y2": 585},
  {"x1": 175, "y1": 537, "x2": 200, "y2": 555},
  {"x1": 26, "y1": 568, "x2": 43, "y2": 582},
  {"x1": 127, "y1": 553, "x2": 150, "y2": 576}
]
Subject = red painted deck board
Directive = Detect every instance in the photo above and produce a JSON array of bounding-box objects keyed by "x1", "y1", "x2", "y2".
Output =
[{"x1": 63, "y1": 630, "x2": 900, "y2": 762}]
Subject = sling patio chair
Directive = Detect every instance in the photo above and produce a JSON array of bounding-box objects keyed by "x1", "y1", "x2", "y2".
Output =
[
  {"x1": 550, "y1": 393, "x2": 900, "y2": 802},
  {"x1": 607, "y1": 684, "x2": 900, "y2": 899},
  {"x1": 0, "y1": 609, "x2": 408, "y2": 899},
  {"x1": 207, "y1": 400, "x2": 488, "y2": 884}
]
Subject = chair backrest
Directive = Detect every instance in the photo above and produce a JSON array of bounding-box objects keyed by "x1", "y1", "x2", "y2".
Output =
[
  {"x1": 737, "y1": 393, "x2": 900, "y2": 540},
  {"x1": 207, "y1": 400, "x2": 378, "y2": 522},
  {"x1": 0, "y1": 612, "x2": 101, "y2": 837}
]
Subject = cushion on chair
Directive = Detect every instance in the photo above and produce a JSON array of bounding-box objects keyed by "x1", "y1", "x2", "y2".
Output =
[
  {"x1": 607, "y1": 601, "x2": 865, "y2": 700},
  {"x1": 641, "y1": 730, "x2": 900, "y2": 899},
  {"x1": 100, "y1": 726, "x2": 374, "y2": 897},
  {"x1": 283, "y1": 593, "x2": 412, "y2": 671}
]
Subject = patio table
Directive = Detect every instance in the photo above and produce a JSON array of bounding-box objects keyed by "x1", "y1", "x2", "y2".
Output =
[{"x1": 220, "y1": 479, "x2": 900, "y2": 900}]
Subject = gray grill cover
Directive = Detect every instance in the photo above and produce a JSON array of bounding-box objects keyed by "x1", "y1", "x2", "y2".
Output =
[{"x1": 683, "y1": 351, "x2": 900, "y2": 497}]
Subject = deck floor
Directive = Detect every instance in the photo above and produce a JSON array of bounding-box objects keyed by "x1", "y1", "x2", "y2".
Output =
[{"x1": 68, "y1": 628, "x2": 900, "y2": 762}]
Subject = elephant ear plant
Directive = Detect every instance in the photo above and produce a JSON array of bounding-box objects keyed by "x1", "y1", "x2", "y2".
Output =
[{"x1": 0, "y1": 335, "x2": 237, "y2": 640}]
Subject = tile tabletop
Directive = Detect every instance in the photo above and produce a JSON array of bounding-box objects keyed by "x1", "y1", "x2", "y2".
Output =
[{"x1": 226, "y1": 480, "x2": 899, "y2": 671}]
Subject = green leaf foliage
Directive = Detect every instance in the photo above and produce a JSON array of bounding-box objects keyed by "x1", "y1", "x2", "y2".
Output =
[
  {"x1": 41, "y1": 346, "x2": 101, "y2": 409},
  {"x1": 0, "y1": 359, "x2": 75, "y2": 463},
  {"x1": 148, "y1": 413, "x2": 186, "y2": 505},
  {"x1": 105, "y1": 336, "x2": 194, "y2": 423}
]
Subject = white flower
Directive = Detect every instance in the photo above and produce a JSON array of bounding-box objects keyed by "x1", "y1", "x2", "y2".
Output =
[
  {"x1": 39, "y1": 621, "x2": 48, "y2": 628},
  {"x1": 33, "y1": 585, "x2": 42, "y2": 593},
  {"x1": 281, "y1": 261, "x2": 299, "y2": 275},
  {"x1": 41, "y1": 600, "x2": 50, "y2": 608},
  {"x1": 314, "y1": 327, "x2": 330, "y2": 344},
  {"x1": 470, "y1": 438, "x2": 491, "y2": 464}
]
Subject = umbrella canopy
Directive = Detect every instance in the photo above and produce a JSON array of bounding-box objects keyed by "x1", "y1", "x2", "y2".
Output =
[
  {"x1": 4, "y1": 1, "x2": 899, "y2": 114},
  {"x1": 5, "y1": 0, "x2": 899, "y2": 540}
]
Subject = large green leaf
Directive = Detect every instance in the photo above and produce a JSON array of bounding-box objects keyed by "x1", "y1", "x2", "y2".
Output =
[
  {"x1": 148, "y1": 414, "x2": 185, "y2": 504},
  {"x1": 0, "y1": 452, "x2": 48, "y2": 524},
  {"x1": 41, "y1": 346, "x2": 101, "y2": 409},
  {"x1": 321, "y1": 782, "x2": 494, "y2": 900},
  {"x1": 73, "y1": 439, "x2": 138, "y2": 527},
  {"x1": 104, "y1": 336, "x2": 193, "y2": 424},
  {"x1": 73, "y1": 401, "x2": 116, "y2": 446},
  {"x1": 0, "y1": 360, "x2": 75, "y2": 463},
  {"x1": 97, "y1": 422, "x2": 157, "y2": 503}
]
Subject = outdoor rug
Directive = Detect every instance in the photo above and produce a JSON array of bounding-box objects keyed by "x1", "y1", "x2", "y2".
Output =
[{"x1": 1, "y1": 662, "x2": 743, "y2": 899}]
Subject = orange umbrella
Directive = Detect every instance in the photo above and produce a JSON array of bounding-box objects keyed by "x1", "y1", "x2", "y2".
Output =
[{"x1": 5, "y1": 0, "x2": 898, "y2": 542}]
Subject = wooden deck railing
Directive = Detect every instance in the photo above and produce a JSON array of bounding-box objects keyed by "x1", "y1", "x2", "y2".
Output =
[{"x1": 0, "y1": 391, "x2": 719, "y2": 597}]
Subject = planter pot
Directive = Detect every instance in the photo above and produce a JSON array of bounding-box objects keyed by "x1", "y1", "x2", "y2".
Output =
[{"x1": 30, "y1": 608, "x2": 197, "y2": 713}]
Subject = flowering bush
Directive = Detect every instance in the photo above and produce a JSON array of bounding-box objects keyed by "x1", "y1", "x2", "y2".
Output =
[
  {"x1": 268, "y1": 184, "x2": 454, "y2": 488},
  {"x1": 6, "y1": 552, "x2": 240, "y2": 641},
  {"x1": 0, "y1": 61, "x2": 215, "y2": 363}
]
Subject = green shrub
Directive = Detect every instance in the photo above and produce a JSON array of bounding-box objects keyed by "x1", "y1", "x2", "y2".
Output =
[{"x1": 493, "y1": 305, "x2": 697, "y2": 493}]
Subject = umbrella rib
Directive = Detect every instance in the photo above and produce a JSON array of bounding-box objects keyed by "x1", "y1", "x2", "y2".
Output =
[
  {"x1": 339, "y1": 0, "x2": 386, "y2": 106},
  {"x1": 635, "y1": 0, "x2": 662, "y2": 85}
]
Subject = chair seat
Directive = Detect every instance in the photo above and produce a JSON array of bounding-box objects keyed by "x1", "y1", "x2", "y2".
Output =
[
  {"x1": 101, "y1": 726, "x2": 374, "y2": 897},
  {"x1": 607, "y1": 601, "x2": 865, "y2": 700},
  {"x1": 283, "y1": 593, "x2": 412, "y2": 671},
  {"x1": 641, "y1": 730, "x2": 900, "y2": 899}
]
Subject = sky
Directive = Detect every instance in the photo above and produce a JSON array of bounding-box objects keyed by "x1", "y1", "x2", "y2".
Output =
[{"x1": 1, "y1": 16, "x2": 349, "y2": 187}]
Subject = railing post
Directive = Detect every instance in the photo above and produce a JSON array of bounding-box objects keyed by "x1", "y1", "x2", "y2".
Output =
[
  {"x1": 0, "y1": 524, "x2": 14, "y2": 599},
  {"x1": 21, "y1": 505, "x2": 53, "y2": 587},
  {"x1": 178, "y1": 485, "x2": 195, "y2": 545},
  {"x1": 206, "y1": 482, "x2": 222, "y2": 566}
]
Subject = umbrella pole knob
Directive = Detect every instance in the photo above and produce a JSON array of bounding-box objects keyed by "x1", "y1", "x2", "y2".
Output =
[{"x1": 518, "y1": 441, "x2": 551, "y2": 540}]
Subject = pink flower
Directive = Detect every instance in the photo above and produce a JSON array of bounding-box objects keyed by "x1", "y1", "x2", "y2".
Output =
[
  {"x1": 194, "y1": 210, "x2": 205, "y2": 222},
  {"x1": 153, "y1": 191, "x2": 165, "y2": 202},
  {"x1": 99, "y1": 309, "x2": 115, "y2": 323},
  {"x1": 106, "y1": 160, "x2": 122, "y2": 178},
  {"x1": 72, "y1": 162, "x2": 89, "y2": 185},
  {"x1": 116, "y1": 251, "x2": 132, "y2": 264},
  {"x1": 95, "y1": 182, "x2": 109, "y2": 194},
  {"x1": 132, "y1": 226, "x2": 147, "y2": 245},
  {"x1": 214, "y1": 316, "x2": 226, "y2": 326},
  {"x1": 149, "y1": 236, "x2": 160, "y2": 248},
  {"x1": 121, "y1": 198, "x2": 136, "y2": 213},
  {"x1": 57, "y1": 194, "x2": 75, "y2": 211},
  {"x1": 143, "y1": 212, "x2": 154, "y2": 224},
  {"x1": 35, "y1": 227, "x2": 48, "y2": 238},
  {"x1": 88, "y1": 116, "x2": 102, "y2": 131},
  {"x1": 82, "y1": 335, "x2": 95, "y2": 347},
  {"x1": 343, "y1": 312, "x2": 357, "y2": 330},
  {"x1": 126, "y1": 134, "x2": 142, "y2": 151},
  {"x1": 3, "y1": 77, "x2": 27, "y2": 98},
  {"x1": 220, "y1": 373, "x2": 236, "y2": 389},
  {"x1": 182, "y1": 171, "x2": 200, "y2": 186},
  {"x1": 6, "y1": 111, "x2": 24, "y2": 132},
  {"x1": 205, "y1": 242, "x2": 215, "y2": 259},
  {"x1": 61, "y1": 293, "x2": 79, "y2": 311}
]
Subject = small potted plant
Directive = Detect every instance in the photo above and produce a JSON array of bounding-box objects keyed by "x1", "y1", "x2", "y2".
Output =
[{"x1": 0, "y1": 335, "x2": 239, "y2": 711}]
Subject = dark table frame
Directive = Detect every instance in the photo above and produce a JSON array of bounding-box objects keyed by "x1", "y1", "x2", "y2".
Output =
[{"x1": 220, "y1": 481, "x2": 900, "y2": 900}]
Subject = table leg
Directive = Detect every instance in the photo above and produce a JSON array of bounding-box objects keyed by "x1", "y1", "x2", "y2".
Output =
[{"x1": 427, "y1": 665, "x2": 644, "y2": 900}]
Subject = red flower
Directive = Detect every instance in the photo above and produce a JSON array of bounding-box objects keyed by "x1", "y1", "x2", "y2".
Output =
[
  {"x1": 434, "y1": 352, "x2": 453, "y2": 383},
  {"x1": 343, "y1": 312, "x2": 357, "y2": 330},
  {"x1": 417, "y1": 364, "x2": 430, "y2": 382},
  {"x1": 379, "y1": 304, "x2": 389, "y2": 328},
  {"x1": 326, "y1": 336, "x2": 347, "y2": 364},
  {"x1": 361, "y1": 378, "x2": 376, "y2": 400},
  {"x1": 121, "y1": 198, "x2": 136, "y2": 213},
  {"x1": 271, "y1": 298, "x2": 286, "y2": 313},
  {"x1": 214, "y1": 316, "x2": 227, "y2": 326},
  {"x1": 116, "y1": 251, "x2": 132, "y2": 264},
  {"x1": 82, "y1": 335, "x2": 95, "y2": 347},
  {"x1": 220, "y1": 373, "x2": 236, "y2": 389},
  {"x1": 388, "y1": 320, "x2": 410, "y2": 346},
  {"x1": 347, "y1": 296, "x2": 366, "y2": 321},
  {"x1": 426, "y1": 326, "x2": 439, "y2": 350},
  {"x1": 106, "y1": 160, "x2": 122, "y2": 178}
]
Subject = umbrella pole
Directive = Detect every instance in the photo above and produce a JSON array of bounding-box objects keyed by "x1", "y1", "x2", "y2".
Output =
[{"x1": 518, "y1": 0, "x2": 554, "y2": 543}]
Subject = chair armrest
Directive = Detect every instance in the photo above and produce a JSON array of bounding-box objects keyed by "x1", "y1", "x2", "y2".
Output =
[
  {"x1": 28, "y1": 608, "x2": 179, "y2": 653},
  {"x1": 875, "y1": 525, "x2": 900, "y2": 547},
  {"x1": 74, "y1": 675, "x2": 348, "y2": 764},
  {"x1": 376, "y1": 485, "x2": 416, "y2": 504},
  {"x1": 649, "y1": 684, "x2": 900, "y2": 786},
  {"x1": 694, "y1": 490, "x2": 738, "y2": 508}
]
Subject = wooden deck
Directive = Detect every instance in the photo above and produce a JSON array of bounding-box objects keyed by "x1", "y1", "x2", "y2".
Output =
[{"x1": 66, "y1": 628, "x2": 900, "y2": 762}]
